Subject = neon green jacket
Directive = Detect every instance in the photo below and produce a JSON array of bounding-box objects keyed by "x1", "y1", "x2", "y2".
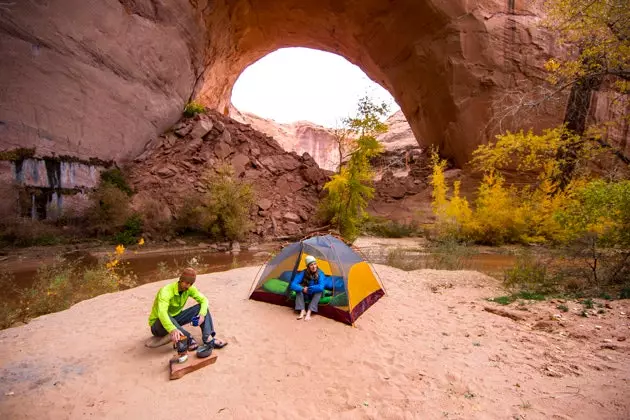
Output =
[{"x1": 148, "y1": 281, "x2": 208, "y2": 333}]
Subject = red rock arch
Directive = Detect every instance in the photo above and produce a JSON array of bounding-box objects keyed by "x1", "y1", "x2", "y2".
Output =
[
  {"x1": 0, "y1": 0, "x2": 558, "y2": 166},
  {"x1": 196, "y1": 0, "x2": 491, "y2": 166}
]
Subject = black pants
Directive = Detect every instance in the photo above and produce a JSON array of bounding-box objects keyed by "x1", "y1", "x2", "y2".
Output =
[{"x1": 150, "y1": 304, "x2": 215, "y2": 344}]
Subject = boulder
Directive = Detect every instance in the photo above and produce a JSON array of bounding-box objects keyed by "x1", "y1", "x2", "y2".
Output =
[
  {"x1": 257, "y1": 198, "x2": 272, "y2": 211},
  {"x1": 190, "y1": 118, "x2": 214, "y2": 139},
  {"x1": 283, "y1": 212, "x2": 301, "y2": 223}
]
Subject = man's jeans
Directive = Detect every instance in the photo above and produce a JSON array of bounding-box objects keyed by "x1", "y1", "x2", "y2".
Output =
[{"x1": 150, "y1": 304, "x2": 215, "y2": 344}]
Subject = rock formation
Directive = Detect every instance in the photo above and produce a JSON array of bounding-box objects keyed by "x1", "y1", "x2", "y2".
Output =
[
  {"x1": 230, "y1": 108, "x2": 340, "y2": 171},
  {"x1": 127, "y1": 109, "x2": 331, "y2": 239},
  {"x1": 0, "y1": 0, "x2": 569, "y2": 168},
  {"x1": 376, "y1": 111, "x2": 419, "y2": 152},
  {"x1": 231, "y1": 108, "x2": 419, "y2": 171}
]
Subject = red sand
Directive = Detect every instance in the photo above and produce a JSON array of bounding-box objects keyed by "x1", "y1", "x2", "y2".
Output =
[{"x1": 0, "y1": 265, "x2": 628, "y2": 419}]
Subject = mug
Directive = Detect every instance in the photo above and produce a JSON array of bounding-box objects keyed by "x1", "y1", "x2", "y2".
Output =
[{"x1": 192, "y1": 315, "x2": 200, "y2": 326}]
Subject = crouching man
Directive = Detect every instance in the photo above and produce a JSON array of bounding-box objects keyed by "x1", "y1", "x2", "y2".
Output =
[{"x1": 148, "y1": 267, "x2": 227, "y2": 352}]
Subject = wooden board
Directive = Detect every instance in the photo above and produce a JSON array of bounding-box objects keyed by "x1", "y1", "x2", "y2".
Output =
[{"x1": 169, "y1": 354, "x2": 218, "y2": 380}]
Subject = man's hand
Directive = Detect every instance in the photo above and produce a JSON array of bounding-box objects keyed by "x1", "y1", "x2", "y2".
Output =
[
  {"x1": 197, "y1": 314, "x2": 205, "y2": 325},
  {"x1": 169, "y1": 329, "x2": 182, "y2": 343}
]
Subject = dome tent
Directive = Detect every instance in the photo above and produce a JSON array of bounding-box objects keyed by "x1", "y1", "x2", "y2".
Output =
[{"x1": 249, "y1": 235, "x2": 385, "y2": 324}]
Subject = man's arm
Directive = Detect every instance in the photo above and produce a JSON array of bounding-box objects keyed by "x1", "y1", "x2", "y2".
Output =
[
  {"x1": 156, "y1": 289, "x2": 177, "y2": 333},
  {"x1": 188, "y1": 286, "x2": 208, "y2": 316}
]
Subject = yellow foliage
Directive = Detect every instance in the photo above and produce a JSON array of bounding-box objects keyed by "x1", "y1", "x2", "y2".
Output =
[
  {"x1": 106, "y1": 259, "x2": 119, "y2": 269},
  {"x1": 430, "y1": 149, "x2": 449, "y2": 218},
  {"x1": 430, "y1": 154, "x2": 580, "y2": 245}
]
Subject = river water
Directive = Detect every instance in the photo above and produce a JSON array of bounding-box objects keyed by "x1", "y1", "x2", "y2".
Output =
[{"x1": 0, "y1": 238, "x2": 517, "y2": 300}]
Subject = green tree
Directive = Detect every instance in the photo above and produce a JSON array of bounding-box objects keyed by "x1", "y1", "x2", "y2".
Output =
[{"x1": 321, "y1": 96, "x2": 388, "y2": 241}]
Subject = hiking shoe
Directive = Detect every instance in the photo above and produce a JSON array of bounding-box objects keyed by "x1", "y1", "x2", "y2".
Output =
[{"x1": 187, "y1": 337, "x2": 199, "y2": 351}]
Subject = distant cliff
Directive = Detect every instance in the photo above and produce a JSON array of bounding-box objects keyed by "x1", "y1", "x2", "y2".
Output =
[{"x1": 230, "y1": 108, "x2": 418, "y2": 171}]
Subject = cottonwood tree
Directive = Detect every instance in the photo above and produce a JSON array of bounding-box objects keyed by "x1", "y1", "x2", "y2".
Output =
[{"x1": 321, "y1": 96, "x2": 389, "y2": 240}]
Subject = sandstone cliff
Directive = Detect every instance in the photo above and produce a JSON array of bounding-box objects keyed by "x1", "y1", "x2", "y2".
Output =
[
  {"x1": 376, "y1": 111, "x2": 419, "y2": 151},
  {"x1": 0, "y1": 0, "x2": 572, "y2": 167},
  {"x1": 230, "y1": 108, "x2": 419, "y2": 171},
  {"x1": 230, "y1": 108, "x2": 340, "y2": 171}
]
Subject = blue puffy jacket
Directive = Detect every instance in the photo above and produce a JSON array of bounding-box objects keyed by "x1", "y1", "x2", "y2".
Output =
[{"x1": 289, "y1": 269, "x2": 328, "y2": 294}]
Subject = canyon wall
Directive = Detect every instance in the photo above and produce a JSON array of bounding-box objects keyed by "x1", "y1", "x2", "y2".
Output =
[{"x1": 1, "y1": 0, "x2": 567, "y2": 168}]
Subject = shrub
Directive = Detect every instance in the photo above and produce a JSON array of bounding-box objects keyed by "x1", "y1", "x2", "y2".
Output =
[
  {"x1": 0, "y1": 245, "x2": 139, "y2": 329},
  {"x1": 177, "y1": 164, "x2": 254, "y2": 241},
  {"x1": 86, "y1": 183, "x2": 132, "y2": 235},
  {"x1": 426, "y1": 239, "x2": 475, "y2": 270},
  {"x1": 113, "y1": 213, "x2": 144, "y2": 245},
  {"x1": 137, "y1": 196, "x2": 172, "y2": 235},
  {"x1": 175, "y1": 196, "x2": 206, "y2": 233},
  {"x1": 183, "y1": 101, "x2": 206, "y2": 117},
  {"x1": 386, "y1": 248, "x2": 424, "y2": 271},
  {"x1": 503, "y1": 252, "x2": 560, "y2": 295},
  {"x1": 385, "y1": 240, "x2": 473, "y2": 271},
  {"x1": 364, "y1": 217, "x2": 420, "y2": 238},
  {"x1": 0, "y1": 217, "x2": 64, "y2": 247},
  {"x1": 100, "y1": 168, "x2": 133, "y2": 196}
]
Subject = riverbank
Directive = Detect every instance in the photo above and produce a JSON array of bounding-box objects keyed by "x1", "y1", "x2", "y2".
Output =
[{"x1": 0, "y1": 265, "x2": 628, "y2": 419}]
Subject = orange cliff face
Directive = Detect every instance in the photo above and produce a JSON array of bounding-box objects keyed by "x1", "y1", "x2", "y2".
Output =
[
  {"x1": 0, "y1": 0, "x2": 570, "y2": 168},
  {"x1": 2, "y1": 0, "x2": 626, "y2": 171}
]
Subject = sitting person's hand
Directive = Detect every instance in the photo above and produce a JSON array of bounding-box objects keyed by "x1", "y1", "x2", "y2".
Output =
[
  {"x1": 169, "y1": 329, "x2": 182, "y2": 343},
  {"x1": 198, "y1": 315, "x2": 205, "y2": 324},
  {"x1": 302, "y1": 286, "x2": 308, "y2": 294}
]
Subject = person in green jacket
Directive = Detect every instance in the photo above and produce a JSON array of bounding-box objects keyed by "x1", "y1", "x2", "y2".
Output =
[{"x1": 148, "y1": 267, "x2": 227, "y2": 351}]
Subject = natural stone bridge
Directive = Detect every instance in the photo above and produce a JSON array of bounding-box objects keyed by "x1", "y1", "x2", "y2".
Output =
[{"x1": 0, "y1": 0, "x2": 560, "y2": 166}]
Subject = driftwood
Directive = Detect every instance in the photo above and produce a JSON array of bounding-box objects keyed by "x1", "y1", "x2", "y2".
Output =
[{"x1": 483, "y1": 306, "x2": 525, "y2": 322}]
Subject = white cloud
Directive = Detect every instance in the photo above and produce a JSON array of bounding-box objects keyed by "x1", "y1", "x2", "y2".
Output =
[{"x1": 231, "y1": 47, "x2": 399, "y2": 128}]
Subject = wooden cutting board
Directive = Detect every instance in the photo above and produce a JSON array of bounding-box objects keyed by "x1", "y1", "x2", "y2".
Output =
[{"x1": 169, "y1": 354, "x2": 218, "y2": 380}]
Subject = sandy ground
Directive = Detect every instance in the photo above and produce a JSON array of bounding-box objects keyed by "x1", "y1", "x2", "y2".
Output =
[{"x1": 0, "y1": 265, "x2": 628, "y2": 420}]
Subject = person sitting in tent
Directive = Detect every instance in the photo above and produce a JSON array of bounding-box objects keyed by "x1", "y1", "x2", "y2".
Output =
[
  {"x1": 148, "y1": 267, "x2": 227, "y2": 351},
  {"x1": 290, "y1": 255, "x2": 329, "y2": 321}
]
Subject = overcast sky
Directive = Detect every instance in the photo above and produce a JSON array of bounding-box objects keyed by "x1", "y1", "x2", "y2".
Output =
[{"x1": 231, "y1": 47, "x2": 399, "y2": 128}]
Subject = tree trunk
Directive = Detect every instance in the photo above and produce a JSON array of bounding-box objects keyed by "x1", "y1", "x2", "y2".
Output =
[{"x1": 555, "y1": 74, "x2": 603, "y2": 190}]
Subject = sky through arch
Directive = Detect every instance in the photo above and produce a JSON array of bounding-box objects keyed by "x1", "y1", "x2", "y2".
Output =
[{"x1": 231, "y1": 47, "x2": 400, "y2": 128}]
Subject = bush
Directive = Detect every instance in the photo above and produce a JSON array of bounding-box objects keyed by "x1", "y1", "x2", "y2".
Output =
[
  {"x1": 503, "y1": 252, "x2": 561, "y2": 295},
  {"x1": 385, "y1": 240, "x2": 474, "y2": 271},
  {"x1": 176, "y1": 164, "x2": 254, "y2": 241},
  {"x1": 100, "y1": 168, "x2": 133, "y2": 196},
  {"x1": 386, "y1": 248, "x2": 425, "y2": 271},
  {"x1": 364, "y1": 217, "x2": 420, "y2": 238},
  {"x1": 183, "y1": 101, "x2": 206, "y2": 118},
  {"x1": 426, "y1": 239, "x2": 475, "y2": 270},
  {"x1": 175, "y1": 196, "x2": 206, "y2": 233},
  {"x1": 86, "y1": 183, "x2": 132, "y2": 235},
  {"x1": 137, "y1": 196, "x2": 172, "y2": 235},
  {"x1": 0, "y1": 245, "x2": 138, "y2": 329},
  {"x1": 0, "y1": 217, "x2": 64, "y2": 247},
  {"x1": 113, "y1": 213, "x2": 144, "y2": 245}
]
